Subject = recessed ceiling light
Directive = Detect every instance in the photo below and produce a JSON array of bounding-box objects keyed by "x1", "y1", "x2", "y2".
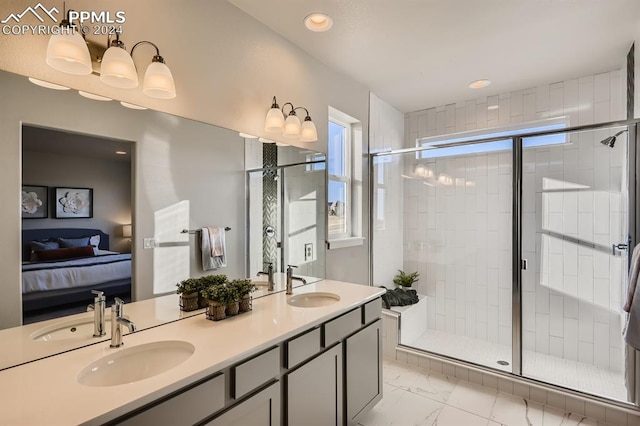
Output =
[
  {"x1": 239, "y1": 132, "x2": 258, "y2": 139},
  {"x1": 304, "y1": 13, "x2": 333, "y2": 32},
  {"x1": 115, "y1": 151, "x2": 128, "y2": 155},
  {"x1": 258, "y1": 137, "x2": 274, "y2": 144},
  {"x1": 120, "y1": 101, "x2": 147, "y2": 110},
  {"x1": 487, "y1": 105, "x2": 499, "y2": 110},
  {"x1": 28, "y1": 77, "x2": 70, "y2": 91},
  {"x1": 78, "y1": 91, "x2": 112, "y2": 101},
  {"x1": 468, "y1": 79, "x2": 491, "y2": 89}
]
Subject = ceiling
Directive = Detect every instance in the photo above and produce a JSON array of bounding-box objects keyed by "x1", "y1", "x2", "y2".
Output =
[
  {"x1": 22, "y1": 126, "x2": 132, "y2": 163},
  {"x1": 229, "y1": 0, "x2": 640, "y2": 113}
]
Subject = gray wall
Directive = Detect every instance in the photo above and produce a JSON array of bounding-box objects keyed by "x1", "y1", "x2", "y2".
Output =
[{"x1": 22, "y1": 150, "x2": 132, "y2": 253}]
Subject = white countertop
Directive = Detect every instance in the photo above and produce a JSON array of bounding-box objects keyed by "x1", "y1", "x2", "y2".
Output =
[{"x1": 0, "y1": 280, "x2": 383, "y2": 425}]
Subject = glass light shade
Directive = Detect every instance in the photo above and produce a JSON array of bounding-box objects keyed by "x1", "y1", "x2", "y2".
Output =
[
  {"x1": 100, "y1": 46, "x2": 139, "y2": 89},
  {"x1": 122, "y1": 224, "x2": 132, "y2": 238},
  {"x1": 300, "y1": 119, "x2": 318, "y2": 142},
  {"x1": 28, "y1": 77, "x2": 70, "y2": 90},
  {"x1": 414, "y1": 164, "x2": 426, "y2": 177},
  {"x1": 142, "y1": 61, "x2": 176, "y2": 99},
  {"x1": 283, "y1": 114, "x2": 301, "y2": 138},
  {"x1": 45, "y1": 31, "x2": 92, "y2": 75},
  {"x1": 265, "y1": 108, "x2": 285, "y2": 133}
]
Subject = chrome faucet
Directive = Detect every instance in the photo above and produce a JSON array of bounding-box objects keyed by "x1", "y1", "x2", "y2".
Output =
[
  {"x1": 286, "y1": 265, "x2": 307, "y2": 295},
  {"x1": 257, "y1": 262, "x2": 275, "y2": 291},
  {"x1": 110, "y1": 297, "x2": 137, "y2": 348},
  {"x1": 87, "y1": 290, "x2": 106, "y2": 337}
]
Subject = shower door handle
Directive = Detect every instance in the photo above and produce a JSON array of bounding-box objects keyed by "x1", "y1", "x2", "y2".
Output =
[
  {"x1": 612, "y1": 243, "x2": 628, "y2": 255},
  {"x1": 521, "y1": 259, "x2": 528, "y2": 270}
]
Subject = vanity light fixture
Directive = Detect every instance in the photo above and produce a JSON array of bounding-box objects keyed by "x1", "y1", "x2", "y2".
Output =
[
  {"x1": 304, "y1": 13, "x2": 334, "y2": 32},
  {"x1": 239, "y1": 132, "x2": 258, "y2": 139},
  {"x1": 45, "y1": 8, "x2": 176, "y2": 99},
  {"x1": 78, "y1": 91, "x2": 112, "y2": 101},
  {"x1": 468, "y1": 79, "x2": 491, "y2": 89},
  {"x1": 120, "y1": 101, "x2": 147, "y2": 110},
  {"x1": 28, "y1": 77, "x2": 70, "y2": 91},
  {"x1": 264, "y1": 96, "x2": 318, "y2": 142}
]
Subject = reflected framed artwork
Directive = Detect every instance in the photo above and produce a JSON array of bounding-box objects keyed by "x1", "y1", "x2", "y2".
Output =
[
  {"x1": 21, "y1": 185, "x2": 48, "y2": 219},
  {"x1": 54, "y1": 187, "x2": 93, "y2": 219}
]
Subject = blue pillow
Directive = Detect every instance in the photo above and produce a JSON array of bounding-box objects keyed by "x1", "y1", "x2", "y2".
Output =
[
  {"x1": 29, "y1": 240, "x2": 60, "y2": 262},
  {"x1": 30, "y1": 240, "x2": 59, "y2": 251},
  {"x1": 58, "y1": 237, "x2": 90, "y2": 248}
]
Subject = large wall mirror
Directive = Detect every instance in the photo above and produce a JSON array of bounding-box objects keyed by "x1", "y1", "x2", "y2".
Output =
[{"x1": 0, "y1": 69, "x2": 327, "y2": 370}]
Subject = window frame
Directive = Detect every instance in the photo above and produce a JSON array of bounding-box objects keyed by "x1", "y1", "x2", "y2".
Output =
[{"x1": 328, "y1": 117, "x2": 352, "y2": 240}]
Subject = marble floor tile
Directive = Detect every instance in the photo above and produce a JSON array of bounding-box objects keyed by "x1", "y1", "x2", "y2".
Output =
[
  {"x1": 359, "y1": 383, "x2": 443, "y2": 426},
  {"x1": 384, "y1": 360, "x2": 424, "y2": 390},
  {"x1": 446, "y1": 381, "x2": 498, "y2": 419},
  {"x1": 433, "y1": 405, "x2": 490, "y2": 426},
  {"x1": 408, "y1": 370, "x2": 458, "y2": 403}
]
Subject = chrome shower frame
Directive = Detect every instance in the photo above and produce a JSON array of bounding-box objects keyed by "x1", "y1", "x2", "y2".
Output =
[{"x1": 369, "y1": 117, "x2": 640, "y2": 409}]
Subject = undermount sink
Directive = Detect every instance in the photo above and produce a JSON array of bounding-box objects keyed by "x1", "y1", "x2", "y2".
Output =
[
  {"x1": 30, "y1": 316, "x2": 110, "y2": 342},
  {"x1": 77, "y1": 340, "x2": 195, "y2": 387},
  {"x1": 287, "y1": 292, "x2": 340, "y2": 308}
]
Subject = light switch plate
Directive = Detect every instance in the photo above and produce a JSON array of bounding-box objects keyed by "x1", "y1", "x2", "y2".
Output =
[{"x1": 143, "y1": 238, "x2": 159, "y2": 249}]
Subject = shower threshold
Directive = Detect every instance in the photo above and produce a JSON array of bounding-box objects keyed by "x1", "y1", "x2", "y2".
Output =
[{"x1": 405, "y1": 329, "x2": 627, "y2": 402}]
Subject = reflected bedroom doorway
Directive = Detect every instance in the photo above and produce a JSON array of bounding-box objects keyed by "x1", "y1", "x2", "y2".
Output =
[{"x1": 21, "y1": 125, "x2": 134, "y2": 324}]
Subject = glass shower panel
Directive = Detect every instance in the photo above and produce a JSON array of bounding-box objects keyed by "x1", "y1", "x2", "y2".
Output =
[
  {"x1": 373, "y1": 142, "x2": 513, "y2": 372},
  {"x1": 521, "y1": 127, "x2": 629, "y2": 401},
  {"x1": 247, "y1": 162, "x2": 326, "y2": 280}
]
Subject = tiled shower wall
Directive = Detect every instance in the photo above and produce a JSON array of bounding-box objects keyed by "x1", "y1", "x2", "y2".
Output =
[{"x1": 403, "y1": 70, "x2": 626, "y2": 370}]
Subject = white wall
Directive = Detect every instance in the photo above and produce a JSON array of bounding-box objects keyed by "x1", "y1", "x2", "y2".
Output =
[
  {"x1": 22, "y1": 150, "x2": 132, "y2": 253},
  {"x1": 370, "y1": 93, "x2": 405, "y2": 287},
  {"x1": 0, "y1": 70, "x2": 245, "y2": 328},
  {"x1": 0, "y1": 1, "x2": 370, "y2": 154},
  {"x1": 404, "y1": 69, "x2": 626, "y2": 371}
]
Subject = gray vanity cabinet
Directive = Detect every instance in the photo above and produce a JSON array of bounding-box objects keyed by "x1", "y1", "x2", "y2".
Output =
[
  {"x1": 346, "y1": 319, "x2": 382, "y2": 424},
  {"x1": 286, "y1": 343, "x2": 343, "y2": 426},
  {"x1": 205, "y1": 382, "x2": 281, "y2": 426}
]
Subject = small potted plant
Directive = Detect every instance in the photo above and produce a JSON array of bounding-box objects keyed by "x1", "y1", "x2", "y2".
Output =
[
  {"x1": 203, "y1": 284, "x2": 231, "y2": 321},
  {"x1": 225, "y1": 284, "x2": 241, "y2": 316},
  {"x1": 176, "y1": 278, "x2": 201, "y2": 311},
  {"x1": 231, "y1": 279, "x2": 257, "y2": 312},
  {"x1": 393, "y1": 270, "x2": 419, "y2": 290},
  {"x1": 199, "y1": 274, "x2": 227, "y2": 308}
]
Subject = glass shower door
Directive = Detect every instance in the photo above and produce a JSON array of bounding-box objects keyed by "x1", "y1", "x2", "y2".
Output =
[
  {"x1": 520, "y1": 126, "x2": 629, "y2": 401},
  {"x1": 375, "y1": 140, "x2": 513, "y2": 372}
]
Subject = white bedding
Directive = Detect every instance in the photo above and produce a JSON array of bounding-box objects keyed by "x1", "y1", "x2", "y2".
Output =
[{"x1": 22, "y1": 252, "x2": 132, "y2": 294}]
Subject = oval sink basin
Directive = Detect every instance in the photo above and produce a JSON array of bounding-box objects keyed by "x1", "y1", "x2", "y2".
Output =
[
  {"x1": 30, "y1": 316, "x2": 110, "y2": 342},
  {"x1": 288, "y1": 292, "x2": 340, "y2": 308},
  {"x1": 77, "y1": 340, "x2": 195, "y2": 387}
]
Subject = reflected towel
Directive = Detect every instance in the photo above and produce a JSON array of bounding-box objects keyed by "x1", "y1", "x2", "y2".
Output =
[
  {"x1": 624, "y1": 244, "x2": 640, "y2": 312},
  {"x1": 200, "y1": 227, "x2": 226, "y2": 271},
  {"x1": 624, "y1": 244, "x2": 640, "y2": 349}
]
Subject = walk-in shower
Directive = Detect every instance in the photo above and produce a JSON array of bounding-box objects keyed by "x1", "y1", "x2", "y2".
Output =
[{"x1": 371, "y1": 119, "x2": 640, "y2": 405}]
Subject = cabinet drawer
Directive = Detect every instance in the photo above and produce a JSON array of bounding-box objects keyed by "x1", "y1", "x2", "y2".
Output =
[
  {"x1": 323, "y1": 308, "x2": 361, "y2": 347},
  {"x1": 362, "y1": 298, "x2": 382, "y2": 324},
  {"x1": 286, "y1": 327, "x2": 321, "y2": 368},
  {"x1": 233, "y1": 346, "x2": 280, "y2": 399},
  {"x1": 119, "y1": 373, "x2": 225, "y2": 425}
]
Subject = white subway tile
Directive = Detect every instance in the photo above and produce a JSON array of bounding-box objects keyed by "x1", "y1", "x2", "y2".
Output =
[{"x1": 594, "y1": 73, "x2": 611, "y2": 103}]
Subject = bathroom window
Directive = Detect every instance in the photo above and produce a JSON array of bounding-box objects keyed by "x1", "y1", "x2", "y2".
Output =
[{"x1": 328, "y1": 107, "x2": 363, "y2": 245}]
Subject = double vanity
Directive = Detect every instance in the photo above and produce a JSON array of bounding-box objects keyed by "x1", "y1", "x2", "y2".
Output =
[{"x1": 0, "y1": 280, "x2": 384, "y2": 425}]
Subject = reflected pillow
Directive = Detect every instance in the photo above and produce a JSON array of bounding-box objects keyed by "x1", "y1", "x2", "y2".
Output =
[
  {"x1": 29, "y1": 240, "x2": 60, "y2": 261},
  {"x1": 89, "y1": 235, "x2": 100, "y2": 247},
  {"x1": 35, "y1": 245, "x2": 96, "y2": 261},
  {"x1": 58, "y1": 237, "x2": 90, "y2": 248}
]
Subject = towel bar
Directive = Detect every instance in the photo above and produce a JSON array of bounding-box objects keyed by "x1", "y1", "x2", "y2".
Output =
[{"x1": 181, "y1": 227, "x2": 231, "y2": 234}]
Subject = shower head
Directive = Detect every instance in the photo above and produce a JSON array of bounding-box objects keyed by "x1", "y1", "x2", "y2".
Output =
[{"x1": 600, "y1": 129, "x2": 628, "y2": 148}]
